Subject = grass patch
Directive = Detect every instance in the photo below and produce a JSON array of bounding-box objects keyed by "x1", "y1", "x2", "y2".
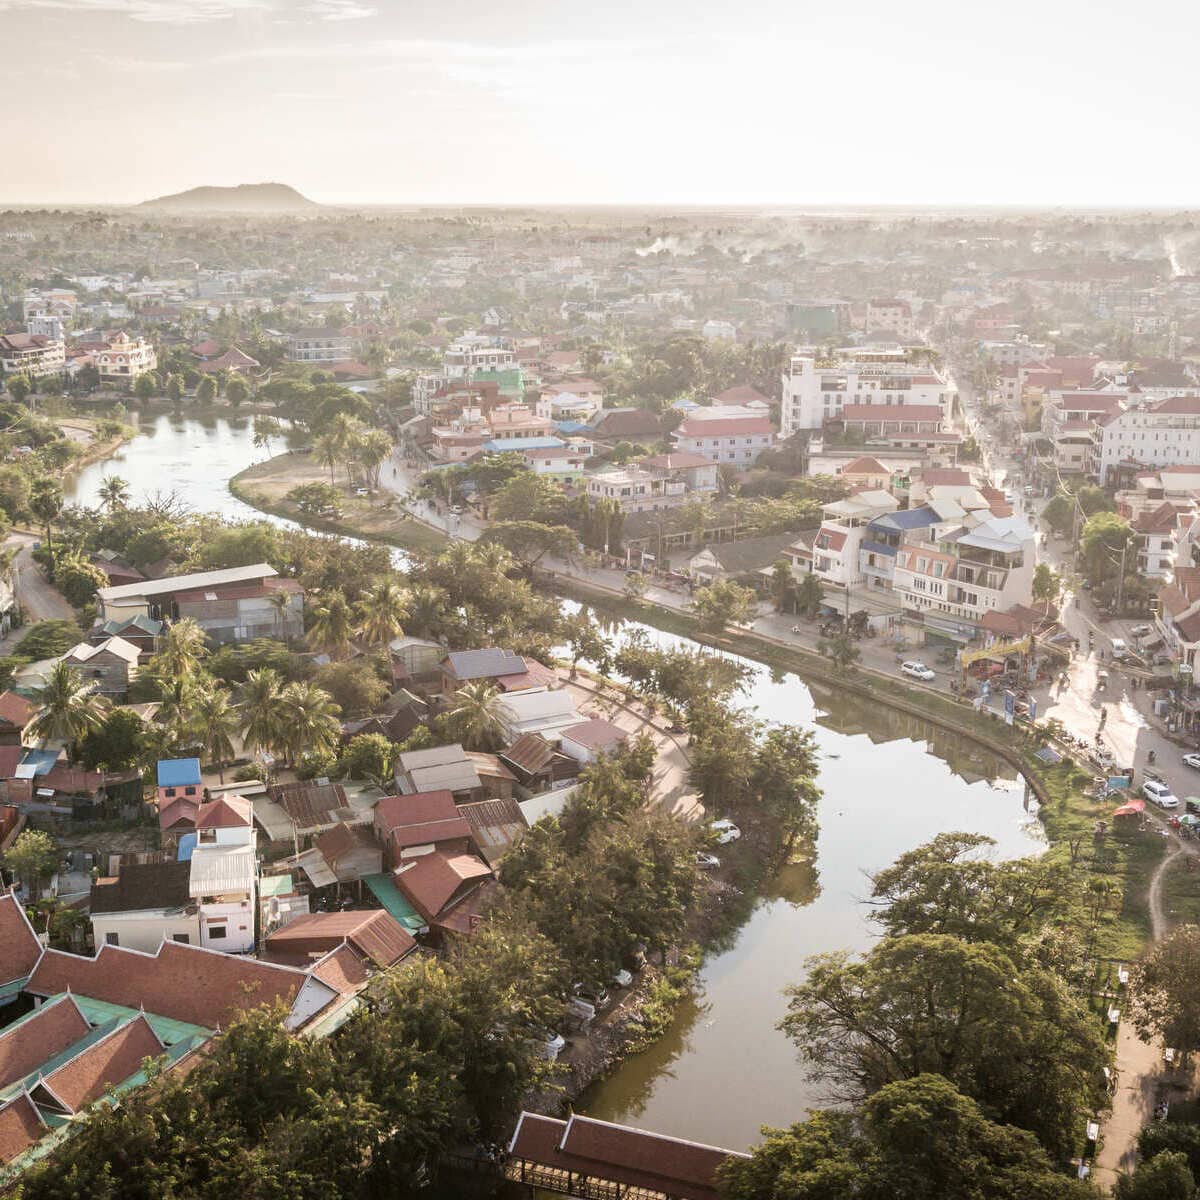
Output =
[
  {"x1": 1158, "y1": 853, "x2": 1200, "y2": 930},
  {"x1": 623, "y1": 951, "x2": 701, "y2": 1054}
]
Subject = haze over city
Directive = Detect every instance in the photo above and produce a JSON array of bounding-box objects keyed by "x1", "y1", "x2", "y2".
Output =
[{"x1": 5, "y1": 0, "x2": 1200, "y2": 207}]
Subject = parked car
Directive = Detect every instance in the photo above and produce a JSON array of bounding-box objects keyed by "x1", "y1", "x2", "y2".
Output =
[
  {"x1": 611, "y1": 969, "x2": 634, "y2": 989},
  {"x1": 901, "y1": 661, "x2": 936, "y2": 682},
  {"x1": 1131, "y1": 624, "x2": 1154, "y2": 638},
  {"x1": 696, "y1": 851, "x2": 721, "y2": 870},
  {"x1": 1143, "y1": 780, "x2": 1180, "y2": 809},
  {"x1": 710, "y1": 819, "x2": 741, "y2": 845},
  {"x1": 1111, "y1": 638, "x2": 1128, "y2": 660},
  {"x1": 573, "y1": 983, "x2": 611, "y2": 1011},
  {"x1": 1183, "y1": 753, "x2": 1200, "y2": 771}
]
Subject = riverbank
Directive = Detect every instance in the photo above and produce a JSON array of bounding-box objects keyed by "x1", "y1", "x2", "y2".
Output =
[
  {"x1": 57, "y1": 417, "x2": 136, "y2": 480},
  {"x1": 229, "y1": 450, "x2": 1159, "y2": 962}
]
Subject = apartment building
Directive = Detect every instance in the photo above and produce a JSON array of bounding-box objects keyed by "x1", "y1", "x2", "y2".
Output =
[
  {"x1": 95, "y1": 332, "x2": 157, "y2": 387},
  {"x1": 585, "y1": 466, "x2": 688, "y2": 512},
  {"x1": 811, "y1": 490, "x2": 900, "y2": 588},
  {"x1": 288, "y1": 329, "x2": 353, "y2": 363},
  {"x1": 1040, "y1": 390, "x2": 1127, "y2": 474},
  {"x1": 865, "y1": 299, "x2": 915, "y2": 340},
  {"x1": 1094, "y1": 396, "x2": 1200, "y2": 485},
  {"x1": 0, "y1": 332, "x2": 65, "y2": 378},
  {"x1": 670, "y1": 405, "x2": 775, "y2": 466},
  {"x1": 444, "y1": 335, "x2": 517, "y2": 378},
  {"x1": 781, "y1": 346, "x2": 952, "y2": 435}
]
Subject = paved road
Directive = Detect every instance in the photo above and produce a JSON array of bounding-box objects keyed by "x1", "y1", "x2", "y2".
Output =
[{"x1": 1, "y1": 534, "x2": 75, "y2": 656}]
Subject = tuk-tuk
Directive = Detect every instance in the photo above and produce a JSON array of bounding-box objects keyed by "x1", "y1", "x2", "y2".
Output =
[
  {"x1": 1187, "y1": 798, "x2": 1200, "y2": 816},
  {"x1": 1098, "y1": 670, "x2": 1109, "y2": 691}
]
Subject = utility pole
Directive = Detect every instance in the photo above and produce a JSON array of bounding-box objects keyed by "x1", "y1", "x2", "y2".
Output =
[{"x1": 1115, "y1": 539, "x2": 1127, "y2": 616}]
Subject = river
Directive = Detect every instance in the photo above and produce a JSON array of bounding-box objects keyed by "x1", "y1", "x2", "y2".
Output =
[{"x1": 69, "y1": 414, "x2": 1046, "y2": 1150}]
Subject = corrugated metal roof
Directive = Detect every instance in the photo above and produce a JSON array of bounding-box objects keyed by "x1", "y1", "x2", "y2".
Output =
[{"x1": 187, "y1": 846, "x2": 256, "y2": 896}]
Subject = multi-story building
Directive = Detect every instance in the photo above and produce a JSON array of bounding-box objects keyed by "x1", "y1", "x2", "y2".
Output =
[
  {"x1": 288, "y1": 329, "x2": 352, "y2": 363},
  {"x1": 585, "y1": 467, "x2": 688, "y2": 513},
  {"x1": 892, "y1": 514, "x2": 1036, "y2": 639},
  {"x1": 188, "y1": 795, "x2": 257, "y2": 954},
  {"x1": 865, "y1": 299, "x2": 915, "y2": 340},
  {"x1": 811, "y1": 490, "x2": 900, "y2": 588},
  {"x1": 1094, "y1": 396, "x2": 1200, "y2": 486},
  {"x1": 25, "y1": 313, "x2": 65, "y2": 342},
  {"x1": 1157, "y1": 566, "x2": 1200, "y2": 675},
  {"x1": 980, "y1": 339, "x2": 1050, "y2": 368},
  {"x1": 670, "y1": 405, "x2": 775, "y2": 466},
  {"x1": 780, "y1": 346, "x2": 953, "y2": 435},
  {"x1": 444, "y1": 335, "x2": 517, "y2": 378},
  {"x1": 0, "y1": 332, "x2": 65, "y2": 378},
  {"x1": 95, "y1": 331, "x2": 156, "y2": 387},
  {"x1": 1040, "y1": 390, "x2": 1127, "y2": 474}
]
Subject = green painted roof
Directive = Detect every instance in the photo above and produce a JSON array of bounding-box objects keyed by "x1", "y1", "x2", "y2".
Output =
[
  {"x1": 363, "y1": 873, "x2": 428, "y2": 934},
  {"x1": 259, "y1": 873, "x2": 295, "y2": 898},
  {"x1": 62, "y1": 994, "x2": 212, "y2": 1045}
]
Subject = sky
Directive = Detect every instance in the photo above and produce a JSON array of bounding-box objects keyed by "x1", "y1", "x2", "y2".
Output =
[{"x1": 4, "y1": 0, "x2": 1200, "y2": 207}]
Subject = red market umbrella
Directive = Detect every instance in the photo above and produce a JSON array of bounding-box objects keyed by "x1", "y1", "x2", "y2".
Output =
[{"x1": 1113, "y1": 799, "x2": 1146, "y2": 817}]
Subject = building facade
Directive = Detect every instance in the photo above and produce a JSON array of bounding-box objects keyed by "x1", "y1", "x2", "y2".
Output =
[{"x1": 96, "y1": 332, "x2": 157, "y2": 387}]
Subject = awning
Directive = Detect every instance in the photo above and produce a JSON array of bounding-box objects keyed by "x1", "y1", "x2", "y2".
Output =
[
  {"x1": 363, "y1": 872, "x2": 428, "y2": 935},
  {"x1": 1113, "y1": 798, "x2": 1146, "y2": 816}
]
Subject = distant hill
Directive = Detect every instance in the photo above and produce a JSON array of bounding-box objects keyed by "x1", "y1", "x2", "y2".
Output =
[{"x1": 138, "y1": 182, "x2": 318, "y2": 213}]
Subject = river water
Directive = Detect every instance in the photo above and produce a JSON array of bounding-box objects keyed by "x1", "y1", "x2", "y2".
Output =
[{"x1": 68, "y1": 414, "x2": 1047, "y2": 1150}]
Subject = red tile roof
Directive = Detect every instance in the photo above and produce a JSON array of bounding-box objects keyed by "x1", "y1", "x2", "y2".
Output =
[
  {"x1": 194, "y1": 795, "x2": 252, "y2": 830},
  {"x1": 0, "y1": 746, "x2": 23, "y2": 780},
  {"x1": 0, "y1": 893, "x2": 42, "y2": 987},
  {"x1": 839, "y1": 404, "x2": 943, "y2": 423},
  {"x1": 561, "y1": 718, "x2": 629, "y2": 751},
  {"x1": 309, "y1": 942, "x2": 371, "y2": 992},
  {"x1": 0, "y1": 691, "x2": 32, "y2": 729},
  {"x1": 264, "y1": 910, "x2": 416, "y2": 969},
  {"x1": 840, "y1": 456, "x2": 889, "y2": 475},
  {"x1": 1151, "y1": 395, "x2": 1200, "y2": 416},
  {"x1": 0, "y1": 995, "x2": 90, "y2": 1091},
  {"x1": 158, "y1": 797, "x2": 198, "y2": 832},
  {"x1": 25, "y1": 941, "x2": 311, "y2": 1030},
  {"x1": 375, "y1": 790, "x2": 469, "y2": 848},
  {"x1": 1132, "y1": 502, "x2": 1180, "y2": 534},
  {"x1": 675, "y1": 416, "x2": 772, "y2": 437},
  {"x1": 639, "y1": 452, "x2": 716, "y2": 470},
  {"x1": 37, "y1": 1014, "x2": 162, "y2": 1113},
  {"x1": 0, "y1": 1092, "x2": 45, "y2": 1165},
  {"x1": 394, "y1": 851, "x2": 491, "y2": 922},
  {"x1": 712, "y1": 384, "x2": 770, "y2": 406}
]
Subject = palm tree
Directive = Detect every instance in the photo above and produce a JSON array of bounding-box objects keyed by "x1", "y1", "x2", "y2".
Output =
[
  {"x1": 445, "y1": 681, "x2": 505, "y2": 751},
  {"x1": 156, "y1": 618, "x2": 208, "y2": 682},
  {"x1": 267, "y1": 590, "x2": 292, "y2": 639},
  {"x1": 193, "y1": 687, "x2": 240, "y2": 783},
  {"x1": 239, "y1": 668, "x2": 287, "y2": 763},
  {"x1": 314, "y1": 432, "x2": 340, "y2": 488},
  {"x1": 355, "y1": 577, "x2": 408, "y2": 647},
  {"x1": 27, "y1": 661, "x2": 109, "y2": 758},
  {"x1": 98, "y1": 476, "x2": 130, "y2": 511},
  {"x1": 279, "y1": 680, "x2": 341, "y2": 767},
  {"x1": 356, "y1": 429, "x2": 393, "y2": 489},
  {"x1": 29, "y1": 477, "x2": 63, "y2": 576},
  {"x1": 306, "y1": 589, "x2": 354, "y2": 659}
]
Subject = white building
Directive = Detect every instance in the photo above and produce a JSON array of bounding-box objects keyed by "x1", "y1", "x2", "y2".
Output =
[
  {"x1": 0, "y1": 333, "x2": 65, "y2": 378},
  {"x1": 702, "y1": 319, "x2": 737, "y2": 342},
  {"x1": 288, "y1": 329, "x2": 352, "y2": 363},
  {"x1": 188, "y1": 795, "x2": 258, "y2": 954},
  {"x1": 585, "y1": 467, "x2": 687, "y2": 512},
  {"x1": 811, "y1": 490, "x2": 900, "y2": 588},
  {"x1": 26, "y1": 313, "x2": 66, "y2": 343},
  {"x1": 865, "y1": 299, "x2": 915, "y2": 340},
  {"x1": 96, "y1": 331, "x2": 157, "y2": 387},
  {"x1": 670, "y1": 405, "x2": 775, "y2": 466},
  {"x1": 444, "y1": 334, "x2": 516, "y2": 378},
  {"x1": 781, "y1": 346, "x2": 953, "y2": 435},
  {"x1": 1094, "y1": 396, "x2": 1200, "y2": 485}
]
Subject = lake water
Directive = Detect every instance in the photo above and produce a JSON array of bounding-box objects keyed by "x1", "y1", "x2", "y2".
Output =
[{"x1": 72, "y1": 415, "x2": 1046, "y2": 1150}]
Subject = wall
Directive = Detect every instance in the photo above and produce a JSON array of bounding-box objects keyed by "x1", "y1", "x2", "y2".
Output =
[{"x1": 90, "y1": 910, "x2": 200, "y2": 954}]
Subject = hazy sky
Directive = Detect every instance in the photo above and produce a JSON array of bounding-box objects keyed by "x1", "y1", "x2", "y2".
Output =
[{"x1": 4, "y1": 0, "x2": 1200, "y2": 207}]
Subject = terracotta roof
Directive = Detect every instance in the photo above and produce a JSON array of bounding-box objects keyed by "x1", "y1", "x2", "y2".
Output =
[
  {"x1": 0, "y1": 1092, "x2": 45, "y2": 1165},
  {"x1": 0, "y1": 746, "x2": 23, "y2": 780},
  {"x1": 495, "y1": 659, "x2": 559, "y2": 692},
  {"x1": 676, "y1": 416, "x2": 772, "y2": 437},
  {"x1": 375, "y1": 790, "x2": 469, "y2": 847},
  {"x1": 0, "y1": 691, "x2": 33, "y2": 729},
  {"x1": 639, "y1": 452, "x2": 716, "y2": 471},
  {"x1": 839, "y1": 404, "x2": 943, "y2": 423},
  {"x1": 0, "y1": 995, "x2": 90, "y2": 1091},
  {"x1": 712, "y1": 384, "x2": 770, "y2": 406},
  {"x1": 816, "y1": 528, "x2": 847, "y2": 552},
  {"x1": 25, "y1": 941, "x2": 309, "y2": 1030},
  {"x1": 509, "y1": 1112, "x2": 747, "y2": 1200},
  {"x1": 840, "y1": 456, "x2": 889, "y2": 475},
  {"x1": 561, "y1": 718, "x2": 630, "y2": 751},
  {"x1": 1132, "y1": 502, "x2": 1179, "y2": 534},
  {"x1": 194, "y1": 795, "x2": 252, "y2": 831},
  {"x1": 0, "y1": 893, "x2": 42, "y2": 987},
  {"x1": 394, "y1": 851, "x2": 491, "y2": 922},
  {"x1": 589, "y1": 409, "x2": 662, "y2": 438},
  {"x1": 265, "y1": 910, "x2": 415, "y2": 969},
  {"x1": 913, "y1": 467, "x2": 972, "y2": 486},
  {"x1": 37, "y1": 1014, "x2": 162, "y2": 1114},
  {"x1": 308, "y1": 942, "x2": 370, "y2": 992},
  {"x1": 1151, "y1": 395, "x2": 1200, "y2": 416},
  {"x1": 158, "y1": 797, "x2": 198, "y2": 832},
  {"x1": 313, "y1": 822, "x2": 377, "y2": 867},
  {"x1": 1176, "y1": 566, "x2": 1200, "y2": 605}
]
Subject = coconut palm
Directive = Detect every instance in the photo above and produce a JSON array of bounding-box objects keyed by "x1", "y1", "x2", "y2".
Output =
[
  {"x1": 267, "y1": 590, "x2": 292, "y2": 639},
  {"x1": 314, "y1": 432, "x2": 340, "y2": 488},
  {"x1": 193, "y1": 686, "x2": 240, "y2": 783},
  {"x1": 278, "y1": 680, "x2": 341, "y2": 767},
  {"x1": 404, "y1": 584, "x2": 447, "y2": 638},
  {"x1": 445, "y1": 680, "x2": 505, "y2": 751},
  {"x1": 306, "y1": 589, "x2": 354, "y2": 659},
  {"x1": 355, "y1": 577, "x2": 409, "y2": 647},
  {"x1": 239, "y1": 667, "x2": 287, "y2": 762},
  {"x1": 355, "y1": 429, "x2": 393, "y2": 489},
  {"x1": 97, "y1": 476, "x2": 130, "y2": 511},
  {"x1": 29, "y1": 476, "x2": 63, "y2": 575},
  {"x1": 27, "y1": 661, "x2": 109, "y2": 757},
  {"x1": 156, "y1": 618, "x2": 208, "y2": 682}
]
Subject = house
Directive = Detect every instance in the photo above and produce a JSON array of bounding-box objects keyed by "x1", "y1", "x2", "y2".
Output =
[
  {"x1": 865, "y1": 298, "x2": 915, "y2": 340},
  {"x1": 156, "y1": 758, "x2": 202, "y2": 811},
  {"x1": 262, "y1": 909, "x2": 416, "y2": 970},
  {"x1": 585, "y1": 467, "x2": 688, "y2": 513},
  {"x1": 373, "y1": 789, "x2": 471, "y2": 868},
  {"x1": 388, "y1": 635, "x2": 442, "y2": 683},
  {"x1": 439, "y1": 648, "x2": 528, "y2": 693},
  {"x1": 837, "y1": 456, "x2": 893, "y2": 491},
  {"x1": 288, "y1": 329, "x2": 353, "y2": 363},
  {"x1": 493, "y1": 689, "x2": 581, "y2": 744},
  {"x1": 857, "y1": 506, "x2": 945, "y2": 593},
  {"x1": 311, "y1": 823, "x2": 383, "y2": 884},
  {"x1": 0, "y1": 693, "x2": 33, "y2": 747},
  {"x1": 1156, "y1": 566, "x2": 1200, "y2": 674},
  {"x1": 713, "y1": 385, "x2": 771, "y2": 411},
  {"x1": 62, "y1": 636, "x2": 140, "y2": 697},
  {"x1": 670, "y1": 406, "x2": 775, "y2": 467},
  {"x1": 197, "y1": 346, "x2": 259, "y2": 376},
  {"x1": 95, "y1": 332, "x2": 156, "y2": 387},
  {"x1": 268, "y1": 779, "x2": 352, "y2": 838},
  {"x1": 559, "y1": 718, "x2": 629, "y2": 764},
  {"x1": 1094, "y1": 396, "x2": 1200, "y2": 486},
  {"x1": 588, "y1": 408, "x2": 663, "y2": 443},
  {"x1": 89, "y1": 860, "x2": 199, "y2": 952},
  {"x1": 189, "y1": 795, "x2": 257, "y2": 953},
  {"x1": 87, "y1": 613, "x2": 162, "y2": 655},
  {"x1": 811, "y1": 490, "x2": 901, "y2": 588},
  {"x1": 0, "y1": 892, "x2": 42, "y2": 1003},
  {"x1": 394, "y1": 745, "x2": 483, "y2": 802},
  {"x1": 686, "y1": 532, "x2": 798, "y2": 585},
  {"x1": 505, "y1": 1111, "x2": 749, "y2": 1200},
  {"x1": 97, "y1": 564, "x2": 303, "y2": 644},
  {"x1": 456, "y1": 797, "x2": 527, "y2": 867},
  {"x1": 464, "y1": 751, "x2": 518, "y2": 798},
  {"x1": 638, "y1": 452, "x2": 720, "y2": 494},
  {"x1": 393, "y1": 850, "x2": 492, "y2": 936}
]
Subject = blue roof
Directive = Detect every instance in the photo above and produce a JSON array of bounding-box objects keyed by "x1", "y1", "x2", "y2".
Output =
[
  {"x1": 870, "y1": 505, "x2": 939, "y2": 532},
  {"x1": 555, "y1": 420, "x2": 591, "y2": 435},
  {"x1": 860, "y1": 540, "x2": 897, "y2": 558},
  {"x1": 157, "y1": 758, "x2": 201, "y2": 787},
  {"x1": 20, "y1": 749, "x2": 60, "y2": 777},
  {"x1": 176, "y1": 832, "x2": 197, "y2": 862},
  {"x1": 481, "y1": 436, "x2": 565, "y2": 452}
]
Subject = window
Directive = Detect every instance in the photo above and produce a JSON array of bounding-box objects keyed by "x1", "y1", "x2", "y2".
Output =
[
  {"x1": 208, "y1": 925, "x2": 228, "y2": 940},
  {"x1": 172, "y1": 933, "x2": 190, "y2": 944},
  {"x1": 105, "y1": 932, "x2": 119, "y2": 945},
  {"x1": 164, "y1": 787, "x2": 176, "y2": 798}
]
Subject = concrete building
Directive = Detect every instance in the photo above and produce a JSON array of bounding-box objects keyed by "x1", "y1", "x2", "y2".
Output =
[
  {"x1": 89, "y1": 861, "x2": 199, "y2": 953},
  {"x1": 0, "y1": 333, "x2": 65, "y2": 378},
  {"x1": 188, "y1": 795, "x2": 257, "y2": 954},
  {"x1": 288, "y1": 329, "x2": 352, "y2": 363},
  {"x1": 670, "y1": 405, "x2": 775, "y2": 466},
  {"x1": 811, "y1": 490, "x2": 900, "y2": 588},
  {"x1": 585, "y1": 467, "x2": 687, "y2": 513},
  {"x1": 865, "y1": 299, "x2": 915, "y2": 340},
  {"x1": 95, "y1": 332, "x2": 156, "y2": 388},
  {"x1": 781, "y1": 346, "x2": 952, "y2": 435},
  {"x1": 1094, "y1": 396, "x2": 1200, "y2": 485}
]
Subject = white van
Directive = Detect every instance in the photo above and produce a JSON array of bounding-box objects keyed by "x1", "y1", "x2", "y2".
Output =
[{"x1": 1111, "y1": 638, "x2": 1127, "y2": 660}]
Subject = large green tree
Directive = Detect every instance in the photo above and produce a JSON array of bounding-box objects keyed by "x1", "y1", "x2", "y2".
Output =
[
  {"x1": 690, "y1": 578, "x2": 757, "y2": 636},
  {"x1": 1130, "y1": 925, "x2": 1200, "y2": 1064}
]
